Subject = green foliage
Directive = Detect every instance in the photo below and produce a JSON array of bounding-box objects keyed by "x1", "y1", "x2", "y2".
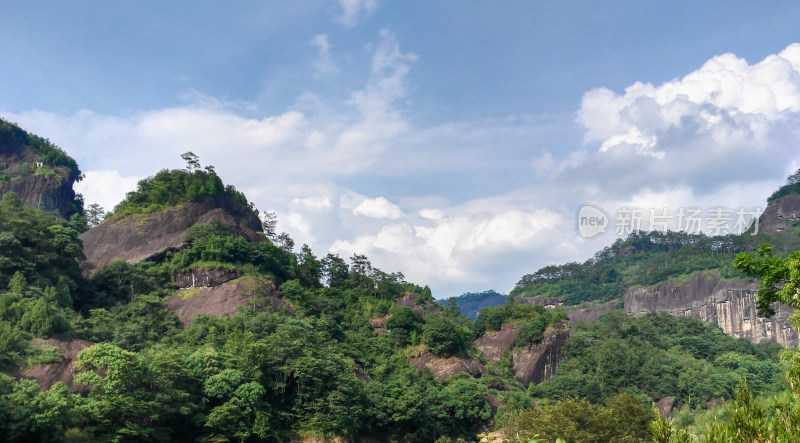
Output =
[
  {"x1": 503, "y1": 392, "x2": 654, "y2": 443},
  {"x1": 108, "y1": 165, "x2": 256, "y2": 220},
  {"x1": 530, "y1": 311, "x2": 785, "y2": 409},
  {"x1": 386, "y1": 306, "x2": 422, "y2": 346},
  {"x1": 0, "y1": 192, "x2": 85, "y2": 291},
  {"x1": 424, "y1": 315, "x2": 462, "y2": 356}
]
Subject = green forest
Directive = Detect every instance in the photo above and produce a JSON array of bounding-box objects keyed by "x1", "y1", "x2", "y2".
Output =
[{"x1": 2, "y1": 127, "x2": 800, "y2": 441}]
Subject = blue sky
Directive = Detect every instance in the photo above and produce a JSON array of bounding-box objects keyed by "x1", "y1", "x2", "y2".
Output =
[{"x1": 2, "y1": 1, "x2": 800, "y2": 298}]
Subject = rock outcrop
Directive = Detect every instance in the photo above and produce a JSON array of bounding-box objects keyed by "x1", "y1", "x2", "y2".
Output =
[
  {"x1": 395, "y1": 292, "x2": 442, "y2": 317},
  {"x1": 80, "y1": 193, "x2": 263, "y2": 274},
  {"x1": 408, "y1": 351, "x2": 485, "y2": 380},
  {"x1": 175, "y1": 267, "x2": 242, "y2": 289},
  {"x1": 759, "y1": 194, "x2": 800, "y2": 234},
  {"x1": 624, "y1": 271, "x2": 798, "y2": 348},
  {"x1": 475, "y1": 323, "x2": 572, "y2": 385},
  {"x1": 164, "y1": 275, "x2": 291, "y2": 325},
  {"x1": 15, "y1": 336, "x2": 94, "y2": 393},
  {"x1": 0, "y1": 138, "x2": 80, "y2": 218},
  {"x1": 511, "y1": 327, "x2": 572, "y2": 385}
]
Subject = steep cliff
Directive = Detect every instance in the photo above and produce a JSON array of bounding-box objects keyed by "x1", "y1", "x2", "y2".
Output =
[
  {"x1": 475, "y1": 323, "x2": 572, "y2": 385},
  {"x1": 0, "y1": 123, "x2": 81, "y2": 218},
  {"x1": 758, "y1": 193, "x2": 800, "y2": 235},
  {"x1": 79, "y1": 193, "x2": 263, "y2": 273},
  {"x1": 624, "y1": 271, "x2": 798, "y2": 348}
]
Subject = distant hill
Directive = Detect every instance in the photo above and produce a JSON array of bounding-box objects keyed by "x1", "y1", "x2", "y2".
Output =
[
  {"x1": 511, "y1": 172, "x2": 800, "y2": 348},
  {"x1": 441, "y1": 290, "x2": 507, "y2": 318}
]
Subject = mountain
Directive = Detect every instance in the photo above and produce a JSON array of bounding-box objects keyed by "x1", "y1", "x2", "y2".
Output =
[
  {"x1": 442, "y1": 290, "x2": 507, "y2": 318},
  {"x1": 0, "y1": 118, "x2": 83, "y2": 219},
  {"x1": 0, "y1": 121, "x2": 794, "y2": 441},
  {"x1": 511, "y1": 182, "x2": 800, "y2": 348}
]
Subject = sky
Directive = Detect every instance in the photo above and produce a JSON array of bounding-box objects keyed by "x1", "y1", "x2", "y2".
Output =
[{"x1": 2, "y1": 1, "x2": 800, "y2": 299}]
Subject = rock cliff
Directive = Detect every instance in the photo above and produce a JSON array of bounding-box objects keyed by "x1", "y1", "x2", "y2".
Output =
[
  {"x1": 759, "y1": 194, "x2": 800, "y2": 234},
  {"x1": 164, "y1": 275, "x2": 291, "y2": 325},
  {"x1": 175, "y1": 267, "x2": 242, "y2": 288},
  {"x1": 79, "y1": 193, "x2": 263, "y2": 273},
  {"x1": 0, "y1": 136, "x2": 80, "y2": 218},
  {"x1": 475, "y1": 323, "x2": 572, "y2": 385},
  {"x1": 624, "y1": 271, "x2": 798, "y2": 348}
]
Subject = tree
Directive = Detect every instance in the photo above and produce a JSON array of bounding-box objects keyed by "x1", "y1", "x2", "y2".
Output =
[
  {"x1": 260, "y1": 211, "x2": 278, "y2": 240},
  {"x1": 181, "y1": 151, "x2": 201, "y2": 172},
  {"x1": 735, "y1": 244, "x2": 800, "y2": 392},
  {"x1": 85, "y1": 203, "x2": 106, "y2": 228},
  {"x1": 423, "y1": 316, "x2": 461, "y2": 357}
]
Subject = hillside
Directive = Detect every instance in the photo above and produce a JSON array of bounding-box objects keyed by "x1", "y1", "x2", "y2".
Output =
[
  {"x1": 510, "y1": 183, "x2": 800, "y2": 348},
  {"x1": 0, "y1": 122, "x2": 798, "y2": 441},
  {"x1": 0, "y1": 118, "x2": 83, "y2": 218}
]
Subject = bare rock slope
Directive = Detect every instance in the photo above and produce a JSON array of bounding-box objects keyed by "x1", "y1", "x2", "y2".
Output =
[{"x1": 80, "y1": 193, "x2": 263, "y2": 273}]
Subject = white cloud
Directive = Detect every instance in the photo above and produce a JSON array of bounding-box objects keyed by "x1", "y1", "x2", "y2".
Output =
[
  {"x1": 352, "y1": 196, "x2": 404, "y2": 219},
  {"x1": 310, "y1": 34, "x2": 338, "y2": 76},
  {"x1": 74, "y1": 169, "x2": 140, "y2": 211},
  {"x1": 336, "y1": 0, "x2": 377, "y2": 28},
  {"x1": 569, "y1": 43, "x2": 800, "y2": 201}
]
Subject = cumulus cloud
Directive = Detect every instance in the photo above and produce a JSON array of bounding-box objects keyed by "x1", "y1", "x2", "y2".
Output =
[
  {"x1": 351, "y1": 196, "x2": 404, "y2": 219},
  {"x1": 336, "y1": 0, "x2": 377, "y2": 28},
  {"x1": 569, "y1": 43, "x2": 800, "y2": 200}
]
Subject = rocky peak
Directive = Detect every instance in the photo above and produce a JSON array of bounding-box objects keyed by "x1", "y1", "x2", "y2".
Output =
[
  {"x1": 0, "y1": 122, "x2": 82, "y2": 219},
  {"x1": 79, "y1": 193, "x2": 263, "y2": 274}
]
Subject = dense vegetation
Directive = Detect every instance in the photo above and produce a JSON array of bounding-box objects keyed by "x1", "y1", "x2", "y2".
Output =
[
  {"x1": 767, "y1": 168, "x2": 800, "y2": 202},
  {"x1": 107, "y1": 153, "x2": 255, "y2": 220},
  {"x1": 530, "y1": 311, "x2": 785, "y2": 408},
  {"x1": 509, "y1": 228, "x2": 796, "y2": 306},
  {"x1": 0, "y1": 118, "x2": 82, "y2": 180},
  {"x1": 2, "y1": 132, "x2": 800, "y2": 440}
]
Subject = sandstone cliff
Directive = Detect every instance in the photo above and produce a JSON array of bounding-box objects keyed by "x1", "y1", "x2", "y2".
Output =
[
  {"x1": 759, "y1": 193, "x2": 800, "y2": 235},
  {"x1": 79, "y1": 193, "x2": 263, "y2": 273},
  {"x1": 165, "y1": 274, "x2": 292, "y2": 325},
  {"x1": 0, "y1": 135, "x2": 80, "y2": 218},
  {"x1": 624, "y1": 271, "x2": 798, "y2": 348},
  {"x1": 15, "y1": 336, "x2": 94, "y2": 394},
  {"x1": 475, "y1": 323, "x2": 572, "y2": 385}
]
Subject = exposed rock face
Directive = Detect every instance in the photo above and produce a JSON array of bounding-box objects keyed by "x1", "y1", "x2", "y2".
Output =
[
  {"x1": 395, "y1": 292, "x2": 442, "y2": 317},
  {"x1": 624, "y1": 272, "x2": 798, "y2": 348},
  {"x1": 475, "y1": 323, "x2": 572, "y2": 385},
  {"x1": 80, "y1": 193, "x2": 263, "y2": 274},
  {"x1": 15, "y1": 336, "x2": 94, "y2": 393},
  {"x1": 475, "y1": 324, "x2": 521, "y2": 361},
  {"x1": 566, "y1": 300, "x2": 618, "y2": 324},
  {"x1": 656, "y1": 396, "x2": 677, "y2": 420},
  {"x1": 164, "y1": 276, "x2": 291, "y2": 325},
  {"x1": 0, "y1": 141, "x2": 79, "y2": 218},
  {"x1": 759, "y1": 194, "x2": 800, "y2": 234},
  {"x1": 175, "y1": 267, "x2": 242, "y2": 288},
  {"x1": 408, "y1": 351, "x2": 485, "y2": 380},
  {"x1": 511, "y1": 327, "x2": 572, "y2": 385}
]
